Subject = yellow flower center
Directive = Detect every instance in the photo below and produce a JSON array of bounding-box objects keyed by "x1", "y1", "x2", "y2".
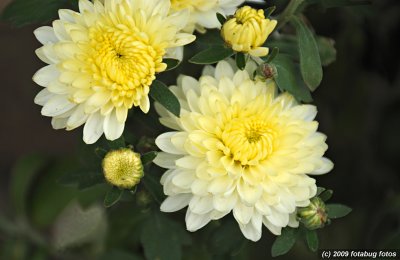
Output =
[
  {"x1": 88, "y1": 22, "x2": 162, "y2": 108},
  {"x1": 221, "y1": 117, "x2": 276, "y2": 165}
]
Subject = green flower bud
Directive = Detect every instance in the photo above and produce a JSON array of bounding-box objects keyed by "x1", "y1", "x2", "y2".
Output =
[
  {"x1": 297, "y1": 197, "x2": 328, "y2": 230},
  {"x1": 102, "y1": 148, "x2": 143, "y2": 189}
]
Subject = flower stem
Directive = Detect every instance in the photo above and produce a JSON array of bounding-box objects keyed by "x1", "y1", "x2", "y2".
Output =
[{"x1": 277, "y1": 0, "x2": 305, "y2": 29}]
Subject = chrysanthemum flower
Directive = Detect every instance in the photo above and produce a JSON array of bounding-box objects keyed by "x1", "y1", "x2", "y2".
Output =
[
  {"x1": 154, "y1": 60, "x2": 333, "y2": 241},
  {"x1": 33, "y1": 0, "x2": 195, "y2": 144},
  {"x1": 221, "y1": 6, "x2": 277, "y2": 57},
  {"x1": 170, "y1": 0, "x2": 245, "y2": 33}
]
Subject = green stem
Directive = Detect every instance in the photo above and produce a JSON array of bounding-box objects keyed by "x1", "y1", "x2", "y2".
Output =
[{"x1": 277, "y1": 0, "x2": 305, "y2": 29}]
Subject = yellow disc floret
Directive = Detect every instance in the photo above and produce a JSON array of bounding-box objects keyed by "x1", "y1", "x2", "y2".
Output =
[
  {"x1": 103, "y1": 148, "x2": 143, "y2": 189},
  {"x1": 221, "y1": 6, "x2": 277, "y2": 57}
]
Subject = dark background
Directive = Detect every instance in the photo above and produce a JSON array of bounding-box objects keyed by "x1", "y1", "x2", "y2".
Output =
[{"x1": 0, "y1": 0, "x2": 399, "y2": 259}]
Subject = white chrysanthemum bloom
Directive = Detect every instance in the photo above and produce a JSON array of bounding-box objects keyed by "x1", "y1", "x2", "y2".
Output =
[
  {"x1": 33, "y1": 0, "x2": 195, "y2": 144},
  {"x1": 154, "y1": 60, "x2": 333, "y2": 241},
  {"x1": 170, "y1": 0, "x2": 245, "y2": 33}
]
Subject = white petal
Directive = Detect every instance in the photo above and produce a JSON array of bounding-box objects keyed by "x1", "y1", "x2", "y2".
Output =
[
  {"x1": 239, "y1": 215, "x2": 262, "y2": 242},
  {"x1": 288, "y1": 213, "x2": 299, "y2": 228},
  {"x1": 33, "y1": 65, "x2": 59, "y2": 87},
  {"x1": 103, "y1": 110, "x2": 125, "y2": 141},
  {"x1": 52, "y1": 20, "x2": 70, "y2": 41},
  {"x1": 156, "y1": 132, "x2": 185, "y2": 154},
  {"x1": 266, "y1": 208, "x2": 289, "y2": 227},
  {"x1": 189, "y1": 196, "x2": 214, "y2": 214},
  {"x1": 309, "y1": 157, "x2": 334, "y2": 175},
  {"x1": 66, "y1": 105, "x2": 88, "y2": 130},
  {"x1": 190, "y1": 179, "x2": 209, "y2": 196},
  {"x1": 237, "y1": 179, "x2": 263, "y2": 206},
  {"x1": 58, "y1": 9, "x2": 76, "y2": 22},
  {"x1": 79, "y1": 0, "x2": 94, "y2": 13},
  {"x1": 172, "y1": 170, "x2": 195, "y2": 189},
  {"x1": 233, "y1": 203, "x2": 253, "y2": 225},
  {"x1": 34, "y1": 26, "x2": 58, "y2": 44},
  {"x1": 185, "y1": 210, "x2": 211, "y2": 231},
  {"x1": 160, "y1": 194, "x2": 191, "y2": 212},
  {"x1": 196, "y1": 10, "x2": 220, "y2": 29},
  {"x1": 215, "y1": 60, "x2": 234, "y2": 80},
  {"x1": 213, "y1": 193, "x2": 237, "y2": 212},
  {"x1": 208, "y1": 176, "x2": 233, "y2": 194},
  {"x1": 202, "y1": 65, "x2": 215, "y2": 77},
  {"x1": 42, "y1": 95, "x2": 76, "y2": 117},
  {"x1": 262, "y1": 217, "x2": 282, "y2": 235},
  {"x1": 181, "y1": 76, "x2": 199, "y2": 96},
  {"x1": 51, "y1": 117, "x2": 68, "y2": 129},
  {"x1": 83, "y1": 112, "x2": 104, "y2": 144},
  {"x1": 153, "y1": 152, "x2": 181, "y2": 169},
  {"x1": 165, "y1": 46, "x2": 184, "y2": 61},
  {"x1": 34, "y1": 88, "x2": 53, "y2": 106}
]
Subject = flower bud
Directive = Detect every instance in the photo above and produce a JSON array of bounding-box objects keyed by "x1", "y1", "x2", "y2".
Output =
[
  {"x1": 260, "y1": 63, "x2": 277, "y2": 79},
  {"x1": 102, "y1": 148, "x2": 143, "y2": 189},
  {"x1": 297, "y1": 197, "x2": 328, "y2": 230},
  {"x1": 221, "y1": 6, "x2": 277, "y2": 57}
]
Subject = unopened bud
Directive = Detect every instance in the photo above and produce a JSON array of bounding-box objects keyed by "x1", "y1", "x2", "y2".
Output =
[
  {"x1": 297, "y1": 197, "x2": 328, "y2": 230},
  {"x1": 102, "y1": 148, "x2": 143, "y2": 189},
  {"x1": 260, "y1": 63, "x2": 277, "y2": 79},
  {"x1": 221, "y1": 6, "x2": 277, "y2": 57}
]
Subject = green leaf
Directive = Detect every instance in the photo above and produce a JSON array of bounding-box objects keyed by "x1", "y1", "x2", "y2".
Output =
[
  {"x1": 317, "y1": 37, "x2": 337, "y2": 66},
  {"x1": 142, "y1": 173, "x2": 164, "y2": 204},
  {"x1": 195, "y1": 29, "x2": 225, "y2": 46},
  {"x1": 104, "y1": 187, "x2": 123, "y2": 208},
  {"x1": 319, "y1": 189, "x2": 333, "y2": 202},
  {"x1": 265, "y1": 6, "x2": 276, "y2": 18},
  {"x1": 208, "y1": 219, "x2": 246, "y2": 255},
  {"x1": 106, "y1": 136, "x2": 125, "y2": 150},
  {"x1": 1, "y1": 0, "x2": 78, "y2": 27},
  {"x1": 291, "y1": 16, "x2": 323, "y2": 91},
  {"x1": 216, "y1": 12, "x2": 226, "y2": 25},
  {"x1": 270, "y1": 54, "x2": 312, "y2": 102},
  {"x1": 271, "y1": 227, "x2": 298, "y2": 257},
  {"x1": 316, "y1": 187, "x2": 326, "y2": 196},
  {"x1": 326, "y1": 204, "x2": 352, "y2": 219},
  {"x1": 163, "y1": 58, "x2": 180, "y2": 71},
  {"x1": 58, "y1": 170, "x2": 105, "y2": 190},
  {"x1": 189, "y1": 45, "x2": 234, "y2": 65},
  {"x1": 305, "y1": 230, "x2": 319, "y2": 252},
  {"x1": 235, "y1": 52, "x2": 246, "y2": 70},
  {"x1": 149, "y1": 80, "x2": 180, "y2": 117},
  {"x1": 140, "y1": 211, "x2": 191, "y2": 260},
  {"x1": 265, "y1": 47, "x2": 279, "y2": 63},
  {"x1": 10, "y1": 154, "x2": 48, "y2": 216},
  {"x1": 141, "y1": 151, "x2": 158, "y2": 165}
]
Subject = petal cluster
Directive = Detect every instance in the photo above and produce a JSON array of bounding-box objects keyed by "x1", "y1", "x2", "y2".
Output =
[
  {"x1": 170, "y1": 0, "x2": 244, "y2": 33},
  {"x1": 154, "y1": 60, "x2": 333, "y2": 241},
  {"x1": 33, "y1": 0, "x2": 195, "y2": 144},
  {"x1": 221, "y1": 6, "x2": 277, "y2": 57}
]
